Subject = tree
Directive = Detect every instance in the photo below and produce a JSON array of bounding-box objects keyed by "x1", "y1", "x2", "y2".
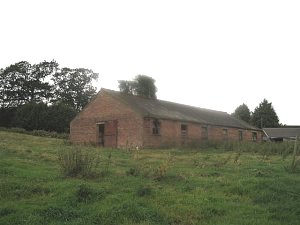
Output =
[
  {"x1": 12, "y1": 102, "x2": 77, "y2": 132},
  {"x1": 52, "y1": 68, "x2": 99, "y2": 110},
  {"x1": 0, "y1": 107, "x2": 17, "y2": 127},
  {"x1": 118, "y1": 75, "x2": 157, "y2": 99},
  {"x1": 251, "y1": 99, "x2": 280, "y2": 128},
  {"x1": 0, "y1": 60, "x2": 99, "y2": 132},
  {"x1": 0, "y1": 60, "x2": 58, "y2": 107},
  {"x1": 232, "y1": 103, "x2": 251, "y2": 123},
  {"x1": 134, "y1": 75, "x2": 157, "y2": 99},
  {"x1": 12, "y1": 102, "x2": 48, "y2": 131},
  {"x1": 43, "y1": 103, "x2": 77, "y2": 133},
  {"x1": 118, "y1": 80, "x2": 135, "y2": 95}
]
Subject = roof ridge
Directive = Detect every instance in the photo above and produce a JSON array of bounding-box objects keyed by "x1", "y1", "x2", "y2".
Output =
[
  {"x1": 101, "y1": 88, "x2": 227, "y2": 114},
  {"x1": 100, "y1": 88, "x2": 259, "y2": 130}
]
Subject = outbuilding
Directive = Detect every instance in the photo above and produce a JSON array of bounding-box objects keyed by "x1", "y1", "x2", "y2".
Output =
[
  {"x1": 70, "y1": 88, "x2": 262, "y2": 148},
  {"x1": 263, "y1": 127, "x2": 300, "y2": 142}
]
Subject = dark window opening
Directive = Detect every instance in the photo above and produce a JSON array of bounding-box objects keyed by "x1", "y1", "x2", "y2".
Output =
[
  {"x1": 223, "y1": 129, "x2": 228, "y2": 140},
  {"x1": 202, "y1": 126, "x2": 208, "y2": 140},
  {"x1": 239, "y1": 130, "x2": 243, "y2": 141},
  {"x1": 181, "y1": 124, "x2": 188, "y2": 136},
  {"x1": 98, "y1": 124, "x2": 105, "y2": 146},
  {"x1": 252, "y1": 132, "x2": 257, "y2": 142},
  {"x1": 152, "y1": 119, "x2": 161, "y2": 135}
]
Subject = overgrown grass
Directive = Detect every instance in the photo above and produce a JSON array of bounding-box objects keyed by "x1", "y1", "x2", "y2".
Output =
[
  {"x1": 58, "y1": 147, "x2": 101, "y2": 178},
  {"x1": 1, "y1": 130, "x2": 300, "y2": 225},
  {"x1": 0, "y1": 126, "x2": 68, "y2": 139}
]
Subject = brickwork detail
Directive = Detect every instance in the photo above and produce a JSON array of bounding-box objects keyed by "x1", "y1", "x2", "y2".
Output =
[
  {"x1": 142, "y1": 118, "x2": 263, "y2": 148},
  {"x1": 70, "y1": 90, "x2": 143, "y2": 148},
  {"x1": 70, "y1": 90, "x2": 263, "y2": 148}
]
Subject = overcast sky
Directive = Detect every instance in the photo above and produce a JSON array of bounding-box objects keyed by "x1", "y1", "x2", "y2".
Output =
[{"x1": 1, "y1": 0, "x2": 299, "y2": 125}]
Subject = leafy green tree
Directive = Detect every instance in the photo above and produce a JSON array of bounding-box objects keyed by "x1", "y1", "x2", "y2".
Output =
[
  {"x1": 232, "y1": 103, "x2": 251, "y2": 123},
  {"x1": 118, "y1": 75, "x2": 157, "y2": 99},
  {"x1": 134, "y1": 75, "x2": 157, "y2": 98},
  {"x1": 28, "y1": 60, "x2": 58, "y2": 102},
  {"x1": 12, "y1": 102, "x2": 48, "y2": 131},
  {"x1": 12, "y1": 102, "x2": 77, "y2": 132},
  {"x1": 43, "y1": 103, "x2": 77, "y2": 133},
  {"x1": 0, "y1": 61, "x2": 31, "y2": 107},
  {"x1": 0, "y1": 60, "x2": 58, "y2": 107},
  {"x1": 251, "y1": 99, "x2": 280, "y2": 128},
  {"x1": 0, "y1": 107, "x2": 17, "y2": 127},
  {"x1": 118, "y1": 80, "x2": 135, "y2": 95},
  {"x1": 52, "y1": 68, "x2": 99, "y2": 110},
  {"x1": 1, "y1": 60, "x2": 99, "y2": 132}
]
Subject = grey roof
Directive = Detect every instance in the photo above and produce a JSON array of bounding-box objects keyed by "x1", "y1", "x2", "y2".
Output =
[
  {"x1": 102, "y1": 89, "x2": 259, "y2": 130},
  {"x1": 263, "y1": 128, "x2": 300, "y2": 138}
]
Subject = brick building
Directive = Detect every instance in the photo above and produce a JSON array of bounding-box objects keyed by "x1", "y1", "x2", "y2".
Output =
[{"x1": 70, "y1": 88, "x2": 262, "y2": 148}]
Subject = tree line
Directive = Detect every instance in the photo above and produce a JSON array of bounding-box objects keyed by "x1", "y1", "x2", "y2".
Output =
[
  {"x1": 1, "y1": 60, "x2": 279, "y2": 133},
  {"x1": 232, "y1": 100, "x2": 280, "y2": 128},
  {"x1": 0, "y1": 60, "x2": 98, "y2": 132}
]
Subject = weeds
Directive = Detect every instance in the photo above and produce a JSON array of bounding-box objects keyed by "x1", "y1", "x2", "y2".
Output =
[
  {"x1": 58, "y1": 147, "x2": 100, "y2": 178},
  {"x1": 153, "y1": 152, "x2": 174, "y2": 180},
  {"x1": 100, "y1": 152, "x2": 112, "y2": 176},
  {"x1": 285, "y1": 137, "x2": 300, "y2": 172}
]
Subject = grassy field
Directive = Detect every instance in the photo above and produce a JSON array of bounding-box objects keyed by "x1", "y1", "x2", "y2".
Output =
[{"x1": 1, "y1": 131, "x2": 300, "y2": 225}]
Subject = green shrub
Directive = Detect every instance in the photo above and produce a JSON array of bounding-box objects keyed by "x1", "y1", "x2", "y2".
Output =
[{"x1": 58, "y1": 147, "x2": 100, "y2": 178}]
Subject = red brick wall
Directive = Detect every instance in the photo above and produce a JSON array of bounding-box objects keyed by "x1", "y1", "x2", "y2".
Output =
[
  {"x1": 143, "y1": 118, "x2": 262, "y2": 147},
  {"x1": 70, "y1": 90, "x2": 262, "y2": 148},
  {"x1": 70, "y1": 90, "x2": 144, "y2": 148}
]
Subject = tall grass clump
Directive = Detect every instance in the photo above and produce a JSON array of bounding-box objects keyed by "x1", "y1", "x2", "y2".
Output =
[
  {"x1": 58, "y1": 147, "x2": 100, "y2": 178},
  {"x1": 154, "y1": 152, "x2": 174, "y2": 180},
  {"x1": 285, "y1": 137, "x2": 300, "y2": 172}
]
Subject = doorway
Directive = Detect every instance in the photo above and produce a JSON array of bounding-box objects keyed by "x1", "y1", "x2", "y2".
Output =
[
  {"x1": 96, "y1": 120, "x2": 118, "y2": 147},
  {"x1": 98, "y1": 123, "x2": 105, "y2": 146}
]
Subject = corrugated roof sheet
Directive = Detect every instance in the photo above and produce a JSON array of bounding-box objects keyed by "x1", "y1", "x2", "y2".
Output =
[
  {"x1": 263, "y1": 128, "x2": 300, "y2": 138},
  {"x1": 102, "y1": 89, "x2": 259, "y2": 130}
]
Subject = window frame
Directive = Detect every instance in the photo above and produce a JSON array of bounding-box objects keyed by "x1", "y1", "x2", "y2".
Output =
[
  {"x1": 252, "y1": 132, "x2": 257, "y2": 142},
  {"x1": 152, "y1": 119, "x2": 161, "y2": 135},
  {"x1": 181, "y1": 124, "x2": 188, "y2": 136},
  {"x1": 223, "y1": 128, "x2": 228, "y2": 140},
  {"x1": 201, "y1": 126, "x2": 208, "y2": 140},
  {"x1": 238, "y1": 130, "x2": 243, "y2": 141}
]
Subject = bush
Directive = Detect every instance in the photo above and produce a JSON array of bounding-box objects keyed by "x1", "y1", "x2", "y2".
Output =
[
  {"x1": 58, "y1": 147, "x2": 100, "y2": 178},
  {"x1": 11, "y1": 102, "x2": 77, "y2": 133},
  {"x1": 0, "y1": 107, "x2": 17, "y2": 127}
]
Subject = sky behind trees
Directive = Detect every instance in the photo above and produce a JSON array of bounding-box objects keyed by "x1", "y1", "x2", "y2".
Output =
[{"x1": 1, "y1": 0, "x2": 299, "y2": 125}]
